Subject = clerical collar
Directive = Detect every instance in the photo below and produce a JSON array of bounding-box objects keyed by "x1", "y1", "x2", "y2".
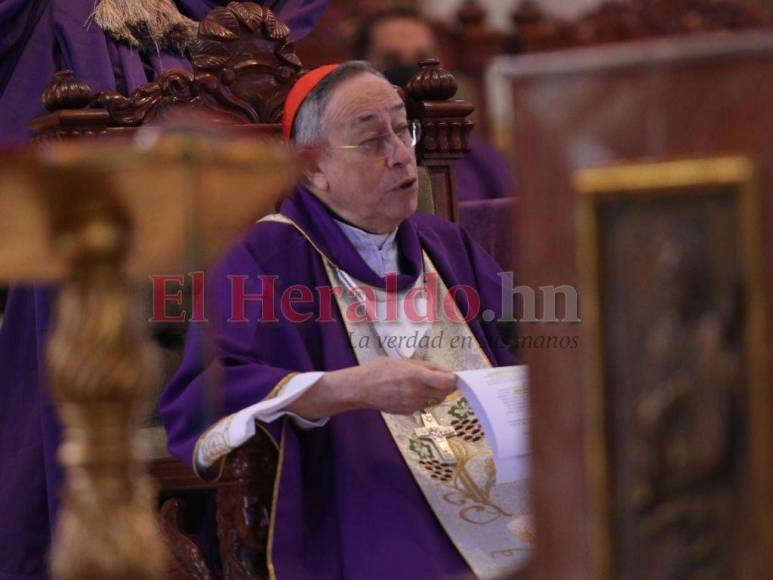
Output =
[
  {"x1": 280, "y1": 186, "x2": 423, "y2": 291},
  {"x1": 334, "y1": 218, "x2": 400, "y2": 277}
]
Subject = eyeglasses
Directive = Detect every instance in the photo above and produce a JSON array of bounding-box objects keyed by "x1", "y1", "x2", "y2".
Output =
[{"x1": 331, "y1": 120, "x2": 422, "y2": 159}]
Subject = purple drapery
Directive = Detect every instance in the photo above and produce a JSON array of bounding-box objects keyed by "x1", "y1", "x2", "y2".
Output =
[{"x1": 0, "y1": 1, "x2": 329, "y2": 577}]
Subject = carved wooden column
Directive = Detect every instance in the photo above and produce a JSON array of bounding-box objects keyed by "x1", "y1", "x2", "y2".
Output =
[
  {"x1": 405, "y1": 58, "x2": 474, "y2": 222},
  {"x1": 159, "y1": 499, "x2": 216, "y2": 580},
  {"x1": 216, "y1": 435, "x2": 279, "y2": 579}
]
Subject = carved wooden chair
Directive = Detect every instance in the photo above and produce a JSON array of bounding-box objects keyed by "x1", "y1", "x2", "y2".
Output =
[{"x1": 29, "y1": 3, "x2": 475, "y2": 577}]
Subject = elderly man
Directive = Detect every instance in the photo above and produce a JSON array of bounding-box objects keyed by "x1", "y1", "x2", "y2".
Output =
[{"x1": 160, "y1": 61, "x2": 526, "y2": 579}]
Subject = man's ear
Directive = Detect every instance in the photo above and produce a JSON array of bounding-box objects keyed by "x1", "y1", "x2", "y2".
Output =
[{"x1": 297, "y1": 147, "x2": 329, "y2": 191}]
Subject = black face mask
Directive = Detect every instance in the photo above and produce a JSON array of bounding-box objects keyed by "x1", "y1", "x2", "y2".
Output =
[{"x1": 381, "y1": 63, "x2": 421, "y2": 88}]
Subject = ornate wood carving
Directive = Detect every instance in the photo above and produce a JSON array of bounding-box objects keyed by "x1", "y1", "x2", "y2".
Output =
[
  {"x1": 575, "y1": 157, "x2": 771, "y2": 580},
  {"x1": 624, "y1": 222, "x2": 741, "y2": 580},
  {"x1": 96, "y1": 2, "x2": 302, "y2": 126},
  {"x1": 513, "y1": 0, "x2": 772, "y2": 52},
  {"x1": 216, "y1": 435, "x2": 279, "y2": 580},
  {"x1": 36, "y1": 2, "x2": 304, "y2": 134},
  {"x1": 159, "y1": 499, "x2": 216, "y2": 580},
  {"x1": 33, "y1": 72, "x2": 109, "y2": 142},
  {"x1": 42, "y1": 70, "x2": 94, "y2": 112},
  {"x1": 152, "y1": 436, "x2": 280, "y2": 579},
  {"x1": 95, "y1": 70, "x2": 203, "y2": 126},
  {"x1": 405, "y1": 58, "x2": 458, "y2": 102},
  {"x1": 405, "y1": 58, "x2": 474, "y2": 222}
]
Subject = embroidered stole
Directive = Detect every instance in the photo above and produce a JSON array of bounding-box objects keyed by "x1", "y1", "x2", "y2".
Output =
[{"x1": 262, "y1": 213, "x2": 533, "y2": 578}]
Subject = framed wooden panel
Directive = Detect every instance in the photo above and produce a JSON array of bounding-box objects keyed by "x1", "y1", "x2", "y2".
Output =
[{"x1": 575, "y1": 157, "x2": 772, "y2": 580}]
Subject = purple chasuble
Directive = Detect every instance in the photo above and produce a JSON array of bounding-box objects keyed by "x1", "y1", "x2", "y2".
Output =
[
  {"x1": 0, "y1": 2, "x2": 329, "y2": 578},
  {"x1": 160, "y1": 187, "x2": 515, "y2": 579}
]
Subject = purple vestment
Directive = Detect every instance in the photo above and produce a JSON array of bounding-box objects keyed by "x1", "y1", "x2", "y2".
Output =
[
  {"x1": 455, "y1": 133, "x2": 516, "y2": 274},
  {"x1": 454, "y1": 133, "x2": 513, "y2": 202},
  {"x1": 160, "y1": 187, "x2": 515, "y2": 579},
  {"x1": 0, "y1": 2, "x2": 329, "y2": 577}
]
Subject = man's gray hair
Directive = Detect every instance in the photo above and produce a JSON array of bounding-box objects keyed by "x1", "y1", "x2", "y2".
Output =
[{"x1": 291, "y1": 61, "x2": 387, "y2": 146}]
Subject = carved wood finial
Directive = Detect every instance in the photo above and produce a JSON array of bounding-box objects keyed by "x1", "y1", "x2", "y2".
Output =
[
  {"x1": 457, "y1": 0, "x2": 486, "y2": 28},
  {"x1": 512, "y1": 0, "x2": 545, "y2": 27},
  {"x1": 402, "y1": 59, "x2": 474, "y2": 221},
  {"x1": 42, "y1": 70, "x2": 93, "y2": 112},
  {"x1": 405, "y1": 58, "x2": 458, "y2": 102},
  {"x1": 512, "y1": 0, "x2": 568, "y2": 52}
]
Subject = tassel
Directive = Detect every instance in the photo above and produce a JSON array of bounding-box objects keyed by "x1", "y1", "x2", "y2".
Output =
[{"x1": 88, "y1": 0, "x2": 198, "y2": 53}]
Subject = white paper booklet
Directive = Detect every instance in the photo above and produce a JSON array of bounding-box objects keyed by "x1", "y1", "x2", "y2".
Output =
[{"x1": 455, "y1": 365, "x2": 530, "y2": 484}]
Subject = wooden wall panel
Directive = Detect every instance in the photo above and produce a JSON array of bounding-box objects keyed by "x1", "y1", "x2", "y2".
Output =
[{"x1": 502, "y1": 31, "x2": 773, "y2": 580}]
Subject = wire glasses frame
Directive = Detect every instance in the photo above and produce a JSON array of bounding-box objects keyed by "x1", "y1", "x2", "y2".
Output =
[{"x1": 331, "y1": 120, "x2": 422, "y2": 159}]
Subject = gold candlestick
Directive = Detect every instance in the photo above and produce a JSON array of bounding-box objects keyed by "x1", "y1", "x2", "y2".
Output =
[
  {"x1": 0, "y1": 131, "x2": 298, "y2": 578},
  {"x1": 45, "y1": 171, "x2": 165, "y2": 579}
]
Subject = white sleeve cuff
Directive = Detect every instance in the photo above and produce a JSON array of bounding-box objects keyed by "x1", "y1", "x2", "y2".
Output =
[
  {"x1": 194, "y1": 371, "x2": 327, "y2": 472},
  {"x1": 259, "y1": 372, "x2": 329, "y2": 429}
]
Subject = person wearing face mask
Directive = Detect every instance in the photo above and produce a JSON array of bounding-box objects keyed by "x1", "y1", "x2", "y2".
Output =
[{"x1": 353, "y1": 8, "x2": 514, "y2": 203}]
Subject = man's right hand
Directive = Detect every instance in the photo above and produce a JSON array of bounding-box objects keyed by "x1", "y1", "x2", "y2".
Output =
[{"x1": 287, "y1": 357, "x2": 457, "y2": 419}]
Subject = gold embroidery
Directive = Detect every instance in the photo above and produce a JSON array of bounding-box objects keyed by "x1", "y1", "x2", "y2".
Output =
[
  {"x1": 444, "y1": 438, "x2": 513, "y2": 526},
  {"x1": 190, "y1": 372, "x2": 295, "y2": 480},
  {"x1": 191, "y1": 421, "x2": 228, "y2": 482},
  {"x1": 324, "y1": 253, "x2": 531, "y2": 578},
  {"x1": 263, "y1": 371, "x2": 299, "y2": 401},
  {"x1": 259, "y1": 213, "x2": 532, "y2": 577},
  {"x1": 266, "y1": 420, "x2": 287, "y2": 580}
]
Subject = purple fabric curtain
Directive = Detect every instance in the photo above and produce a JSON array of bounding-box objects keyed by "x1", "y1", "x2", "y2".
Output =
[
  {"x1": 0, "y1": 1, "x2": 329, "y2": 577},
  {"x1": 0, "y1": 0, "x2": 328, "y2": 141}
]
